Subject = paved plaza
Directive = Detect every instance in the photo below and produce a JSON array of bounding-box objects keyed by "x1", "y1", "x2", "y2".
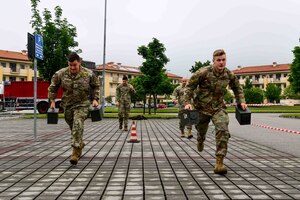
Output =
[{"x1": 0, "y1": 117, "x2": 299, "y2": 200}]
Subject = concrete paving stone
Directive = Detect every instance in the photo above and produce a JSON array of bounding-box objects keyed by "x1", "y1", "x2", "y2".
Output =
[
  {"x1": 207, "y1": 194, "x2": 230, "y2": 200},
  {"x1": 186, "y1": 194, "x2": 210, "y2": 200},
  {"x1": 145, "y1": 189, "x2": 164, "y2": 195},
  {"x1": 144, "y1": 195, "x2": 165, "y2": 200},
  {"x1": 103, "y1": 190, "x2": 124, "y2": 196},
  {"x1": 79, "y1": 195, "x2": 103, "y2": 200},
  {"x1": 101, "y1": 196, "x2": 123, "y2": 200},
  {"x1": 0, "y1": 191, "x2": 20, "y2": 197},
  {"x1": 124, "y1": 189, "x2": 143, "y2": 195}
]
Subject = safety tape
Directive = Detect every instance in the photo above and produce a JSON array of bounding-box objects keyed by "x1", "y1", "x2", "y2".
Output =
[{"x1": 252, "y1": 123, "x2": 300, "y2": 135}]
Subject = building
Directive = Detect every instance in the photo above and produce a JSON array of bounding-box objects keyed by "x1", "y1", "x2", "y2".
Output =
[
  {"x1": 96, "y1": 62, "x2": 182, "y2": 102},
  {"x1": 232, "y1": 62, "x2": 290, "y2": 92},
  {"x1": 0, "y1": 50, "x2": 34, "y2": 82}
]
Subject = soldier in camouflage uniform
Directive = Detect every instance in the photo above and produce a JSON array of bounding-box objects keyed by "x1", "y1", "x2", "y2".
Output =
[
  {"x1": 173, "y1": 78, "x2": 193, "y2": 138},
  {"x1": 116, "y1": 76, "x2": 135, "y2": 131},
  {"x1": 48, "y1": 52, "x2": 100, "y2": 165},
  {"x1": 184, "y1": 49, "x2": 247, "y2": 174}
]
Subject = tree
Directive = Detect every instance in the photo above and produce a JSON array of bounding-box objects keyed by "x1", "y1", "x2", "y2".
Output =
[
  {"x1": 129, "y1": 77, "x2": 146, "y2": 109},
  {"x1": 104, "y1": 96, "x2": 112, "y2": 104},
  {"x1": 288, "y1": 40, "x2": 300, "y2": 93},
  {"x1": 244, "y1": 77, "x2": 253, "y2": 89},
  {"x1": 138, "y1": 38, "x2": 169, "y2": 114},
  {"x1": 30, "y1": 0, "x2": 80, "y2": 82},
  {"x1": 189, "y1": 60, "x2": 211, "y2": 73},
  {"x1": 224, "y1": 90, "x2": 233, "y2": 104},
  {"x1": 244, "y1": 87, "x2": 263, "y2": 104},
  {"x1": 282, "y1": 85, "x2": 300, "y2": 99},
  {"x1": 265, "y1": 83, "x2": 281, "y2": 103}
]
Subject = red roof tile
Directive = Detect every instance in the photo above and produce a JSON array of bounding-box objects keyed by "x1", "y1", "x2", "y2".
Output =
[
  {"x1": 232, "y1": 63, "x2": 290, "y2": 75},
  {"x1": 0, "y1": 50, "x2": 30, "y2": 62}
]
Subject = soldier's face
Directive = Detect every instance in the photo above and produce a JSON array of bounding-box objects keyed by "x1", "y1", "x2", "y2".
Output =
[
  {"x1": 68, "y1": 60, "x2": 81, "y2": 74},
  {"x1": 182, "y1": 80, "x2": 187, "y2": 86},
  {"x1": 123, "y1": 80, "x2": 128, "y2": 85},
  {"x1": 213, "y1": 54, "x2": 226, "y2": 72}
]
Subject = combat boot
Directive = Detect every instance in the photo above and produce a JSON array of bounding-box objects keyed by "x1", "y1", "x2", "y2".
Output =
[
  {"x1": 180, "y1": 129, "x2": 185, "y2": 137},
  {"x1": 124, "y1": 126, "x2": 128, "y2": 131},
  {"x1": 78, "y1": 142, "x2": 85, "y2": 157},
  {"x1": 119, "y1": 123, "x2": 123, "y2": 129},
  {"x1": 187, "y1": 129, "x2": 193, "y2": 139},
  {"x1": 70, "y1": 147, "x2": 81, "y2": 165},
  {"x1": 214, "y1": 156, "x2": 227, "y2": 174},
  {"x1": 197, "y1": 141, "x2": 204, "y2": 152}
]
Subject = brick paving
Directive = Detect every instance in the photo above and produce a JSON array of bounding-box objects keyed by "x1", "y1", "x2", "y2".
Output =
[{"x1": 0, "y1": 118, "x2": 299, "y2": 200}]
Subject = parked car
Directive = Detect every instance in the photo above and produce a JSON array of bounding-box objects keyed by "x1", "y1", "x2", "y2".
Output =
[
  {"x1": 158, "y1": 104, "x2": 167, "y2": 109},
  {"x1": 167, "y1": 103, "x2": 175, "y2": 107}
]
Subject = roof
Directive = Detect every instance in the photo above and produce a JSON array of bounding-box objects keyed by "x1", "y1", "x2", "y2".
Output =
[
  {"x1": 96, "y1": 62, "x2": 182, "y2": 79},
  {"x1": 0, "y1": 50, "x2": 30, "y2": 62},
  {"x1": 232, "y1": 63, "x2": 290, "y2": 75}
]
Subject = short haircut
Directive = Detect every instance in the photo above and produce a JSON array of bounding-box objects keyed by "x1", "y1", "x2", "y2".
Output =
[
  {"x1": 68, "y1": 52, "x2": 81, "y2": 62},
  {"x1": 122, "y1": 75, "x2": 128, "y2": 80},
  {"x1": 213, "y1": 49, "x2": 226, "y2": 59}
]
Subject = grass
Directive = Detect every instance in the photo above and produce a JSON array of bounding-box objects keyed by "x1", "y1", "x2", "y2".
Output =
[{"x1": 279, "y1": 113, "x2": 300, "y2": 119}]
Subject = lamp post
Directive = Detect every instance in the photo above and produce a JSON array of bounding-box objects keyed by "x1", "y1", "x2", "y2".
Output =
[{"x1": 101, "y1": 0, "x2": 107, "y2": 114}]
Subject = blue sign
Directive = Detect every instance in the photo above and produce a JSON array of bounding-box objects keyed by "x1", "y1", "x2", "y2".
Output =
[{"x1": 35, "y1": 33, "x2": 43, "y2": 60}]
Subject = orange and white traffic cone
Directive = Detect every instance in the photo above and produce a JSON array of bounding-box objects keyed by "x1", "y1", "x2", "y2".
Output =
[{"x1": 128, "y1": 121, "x2": 140, "y2": 143}]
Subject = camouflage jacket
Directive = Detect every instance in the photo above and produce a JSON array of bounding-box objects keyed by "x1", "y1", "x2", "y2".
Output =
[
  {"x1": 116, "y1": 83, "x2": 135, "y2": 103},
  {"x1": 48, "y1": 66, "x2": 100, "y2": 108},
  {"x1": 173, "y1": 85, "x2": 186, "y2": 110},
  {"x1": 184, "y1": 65, "x2": 245, "y2": 115}
]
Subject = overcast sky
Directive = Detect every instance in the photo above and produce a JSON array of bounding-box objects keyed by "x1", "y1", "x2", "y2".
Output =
[{"x1": 1, "y1": 0, "x2": 300, "y2": 77}]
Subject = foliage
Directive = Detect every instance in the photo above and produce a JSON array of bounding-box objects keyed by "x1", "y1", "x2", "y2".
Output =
[
  {"x1": 105, "y1": 96, "x2": 112, "y2": 103},
  {"x1": 282, "y1": 85, "x2": 300, "y2": 99},
  {"x1": 129, "y1": 76, "x2": 146, "y2": 107},
  {"x1": 265, "y1": 83, "x2": 281, "y2": 103},
  {"x1": 30, "y1": 0, "x2": 80, "y2": 82},
  {"x1": 189, "y1": 60, "x2": 211, "y2": 73},
  {"x1": 288, "y1": 40, "x2": 300, "y2": 93},
  {"x1": 244, "y1": 87, "x2": 263, "y2": 104},
  {"x1": 224, "y1": 89, "x2": 233, "y2": 103},
  {"x1": 244, "y1": 77, "x2": 253, "y2": 89},
  {"x1": 137, "y1": 38, "x2": 170, "y2": 114}
]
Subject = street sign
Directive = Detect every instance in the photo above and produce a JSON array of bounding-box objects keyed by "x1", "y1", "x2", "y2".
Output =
[{"x1": 35, "y1": 33, "x2": 43, "y2": 60}]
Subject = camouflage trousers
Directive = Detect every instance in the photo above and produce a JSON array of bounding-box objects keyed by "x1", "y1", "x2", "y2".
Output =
[
  {"x1": 118, "y1": 101, "x2": 131, "y2": 127},
  {"x1": 178, "y1": 109, "x2": 192, "y2": 131},
  {"x1": 195, "y1": 109, "x2": 230, "y2": 156},
  {"x1": 64, "y1": 106, "x2": 89, "y2": 148}
]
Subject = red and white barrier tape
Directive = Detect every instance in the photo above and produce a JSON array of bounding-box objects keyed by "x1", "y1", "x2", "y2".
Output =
[
  {"x1": 226, "y1": 103, "x2": 282, "y2": 107},
  {"x1": 252, "y1": 123, "x2": 300, "y2": 135}
]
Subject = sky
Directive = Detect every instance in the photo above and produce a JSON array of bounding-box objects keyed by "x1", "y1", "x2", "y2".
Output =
[{"x1": 1, "y1": 0, "x2": 300, "y2": 78}]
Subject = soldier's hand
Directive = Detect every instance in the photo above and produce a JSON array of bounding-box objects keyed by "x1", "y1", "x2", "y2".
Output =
[
  {"x1": 240, "y1": 103, "x2": 247, "y2": 110},
  {"x1": 92, "y1": 99, "x2": 99, "y2": 107},
  {"x1": 185, "y1": 104, "x2": 192, "y2": 110},
  {"x1": 116, "y1": 102, "x2": 119, "y2": 107},
  {"x1": 50, "y1": 100, "x2": 56, "y2": 110}
]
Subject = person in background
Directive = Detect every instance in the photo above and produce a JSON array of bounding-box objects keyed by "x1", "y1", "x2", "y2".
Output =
[
  {"x1": 116, "y1": 75, "x2": 135, "y2": 131},
  {"x1": 48, "y1": 52, "x2": 100, "y2": 165},
  {"x1": 173, "y1": 78, "x2": 193, "y2": 138}
]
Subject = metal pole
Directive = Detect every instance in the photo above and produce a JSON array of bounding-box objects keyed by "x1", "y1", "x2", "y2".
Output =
[
  {"x1": 101, "y1": 0, "x2": 107, "y2": 115},
  {"x1": 33, "y1": 58, "x2": 37, "y2": 140}
]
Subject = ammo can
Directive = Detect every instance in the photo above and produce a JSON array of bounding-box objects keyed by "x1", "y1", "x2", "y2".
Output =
[
  {"x1": 90, "y1": 106, "x2": 103, "y2": 122},
  {"x1": 180, "y1": 110, "x2": 199, "y2": 126},
  {"x1": 235, "y1": 106, "x2": 251, "y2": 125},
  {"x1": 47, "y1": 108, "x2": 59, "y2": 124}
]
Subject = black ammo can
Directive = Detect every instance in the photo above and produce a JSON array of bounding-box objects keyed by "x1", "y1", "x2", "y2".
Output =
[
  {"x1": 90, "y1": 106, "x2": 103, "y2": 122},
  {"x1": 235, "y1": 105, "x2": 251, "y2": 125},
  {"x1": 180, "y1": 110, "x2": 199, "y2": 126},
  {"x1": 47, "y1": 108, "x2": 59, "y2": 124}
]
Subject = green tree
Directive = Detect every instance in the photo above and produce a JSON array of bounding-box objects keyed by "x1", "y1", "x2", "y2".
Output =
[
  {"x1": 265, "y1": 83, "x2": 281, "y2": 103},
  {"x1": 105, "y1": 96, "x2": 112, "y2": 104},
  {"x1": 189, "y1": 60, "x2": 211, "y2": 73},
  {"x1": 129, "y1": 77, "x2": 146, "y2": 110},
  {"x1": 224, "y1": 89, "x2": 233, "y2": 104},
  {"x1": 244, "y1": 87, "x2": 264, "y2": 104},
  {"x1": 244, "y1": 77, "x2": 253, "y2": 89},
  {"x1": 30, "y1": 0, "x2": 80, "y2": 82},
  {"x1": 288, "y1": 40, "x2": 300, "y2": 93},
  {"x1": 282, "y1": 85, "x2": 300, "y2": 99},
  {"x1": 138, "y1": 38, "x2": 169, "y2": 114}
]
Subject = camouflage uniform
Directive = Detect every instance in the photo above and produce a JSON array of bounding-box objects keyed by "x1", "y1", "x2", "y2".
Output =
[
  {"x1": 184, "y1": 65, "x2": 245, "y2": 156},
  {"x1": 48, "y1": 66, "x2": 100, "y2": 148},
  {"x1": 116, "y1": 83, "x2": 135, "y2": 128},
  {"x1": 173, "y1": 85, "x2": 192, "y2": 131}
]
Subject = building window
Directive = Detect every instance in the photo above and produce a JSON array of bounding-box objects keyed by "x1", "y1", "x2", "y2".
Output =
[
  {"x1": 283, "y1": 73, "x2": 287, "y2": 77},
  {"x1": 20, "y1": 64, "x2": 25, "y2": 69},
  {"x1": 9, "y1": 76, "x2": 16, "y2": 81},
  {"x1": 1, "y1": 62, "x2": 6, "y2": 67},
  {"x1": 269, "y1": 74, "x2": 273, "y2": 78},
  {"x1": 237, "y1": 76, "x2": 240, "y2": 80},
  {"x1": 128, "y1": 75, "x2": 132, "y2": 79},
  {"x1": 20, "y1": 77, "x2": 27, "y2": 81},
  {"x1": 10, "y1": 63, "x2": 17, "y2": 72},
  {"x1": 255, "y1": 75, "x2": 259, "y2": 81},
  {"x1": 276, "y1": 74, "x2": 281, "y2": 81}
]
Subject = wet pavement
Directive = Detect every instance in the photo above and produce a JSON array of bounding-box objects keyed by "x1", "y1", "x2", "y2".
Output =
[{"x1": 0, "y1": 117, "x2": 299, "y2": 200}]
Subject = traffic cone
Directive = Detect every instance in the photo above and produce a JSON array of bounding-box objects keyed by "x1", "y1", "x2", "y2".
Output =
[{"x1": 128, "y1": 121, "x2": 140, "y2": 143}]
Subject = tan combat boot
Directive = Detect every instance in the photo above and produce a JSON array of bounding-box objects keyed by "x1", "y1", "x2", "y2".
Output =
[
  {"x1": 197, "y1": 141, "x2": 204, "y2": 152},
  {"x1": 78, "y1": 142, "x2": 85, "y2": 157},
  {"x1": 214, "y1": 156, "x2": 227, "y2": 174},
  {"x1": 187, "y1": 129, "x2": 193, "y2": 139},
  {"x1": 70, "y1": 147, "x2": 81, "y2": 165},
  {"x1": 180, "y1": 129, "x2": 185, "y2": 137}
]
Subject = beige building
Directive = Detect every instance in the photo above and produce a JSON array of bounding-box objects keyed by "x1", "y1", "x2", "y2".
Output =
[
  {"x1": 96, "y1": 62, "x2": 182, "y2": 102},
  {"x1": 232, "y1": 62, "x2": 290, "y2": 92},
  {"x1": 0, "y1": 50, "x2": 34, "y2": 82}
]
